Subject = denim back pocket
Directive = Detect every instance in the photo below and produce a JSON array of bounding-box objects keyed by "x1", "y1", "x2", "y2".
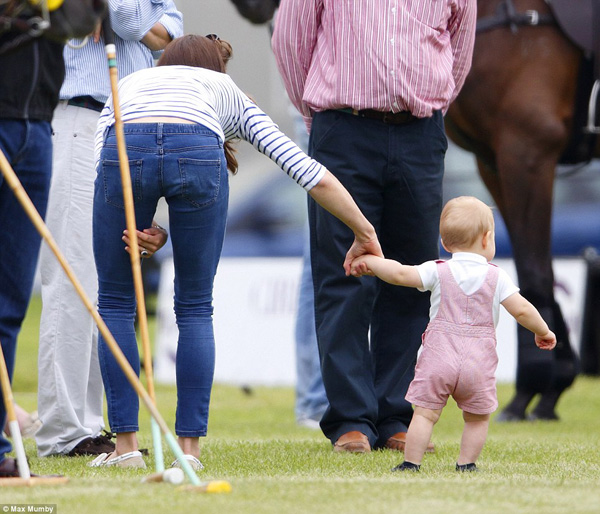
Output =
[
  {"x1": 178, "y1": 158, "x2": 222, "y2": 208},
  {"x1": 101, "y1": 159, "x2": 143, "y2": 209}
]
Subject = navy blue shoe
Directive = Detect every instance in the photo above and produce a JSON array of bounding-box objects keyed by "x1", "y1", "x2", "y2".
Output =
[
  {"x1": 456, "y1": 462, "x2": 477, "y2": 472},
  {"x1": 392, "y1": 461, "x2": 420, "y2": 472}
]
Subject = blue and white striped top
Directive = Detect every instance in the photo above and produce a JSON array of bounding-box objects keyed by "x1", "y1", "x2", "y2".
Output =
[
  {"x1": 60, "y1": 0, "x2": 183, "y2": 103},
  {"x1": 95, "y1": 65, "x2": 327, "y2": 191}
]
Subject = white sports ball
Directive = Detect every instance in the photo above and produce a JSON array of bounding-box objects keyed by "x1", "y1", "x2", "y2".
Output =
[{"x1": 163, "y1": 467, "x2": 185, "y2": 485}]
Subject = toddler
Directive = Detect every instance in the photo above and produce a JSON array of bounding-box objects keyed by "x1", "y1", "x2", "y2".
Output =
[{"x1": 350, "y1": 196, "x2": 556, "y2": 472}]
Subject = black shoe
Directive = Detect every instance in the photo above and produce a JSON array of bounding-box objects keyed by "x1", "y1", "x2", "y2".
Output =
[
  {"x1": 392, "y1": 461, "x2": 420, "y2": 472},
  {"x1": 456, "y1": 462, "x2": 477, "y2": 472}
]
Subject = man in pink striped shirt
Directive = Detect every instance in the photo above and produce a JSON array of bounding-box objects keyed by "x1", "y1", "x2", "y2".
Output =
[{"x1": 273, "y1": 0, "x2": 476, "y2": 453}]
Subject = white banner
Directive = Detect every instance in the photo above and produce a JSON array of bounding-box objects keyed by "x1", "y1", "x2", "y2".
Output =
[{"x1": 154, "y1": 257, "x2": 586, "y2": 385}]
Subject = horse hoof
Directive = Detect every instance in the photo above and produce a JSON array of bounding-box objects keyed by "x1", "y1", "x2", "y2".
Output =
[
  {"x1": 527, "y1": 411, "x2": 560, "y2": 422},
  {"x1": 494, "y1": 410, "x2": 526, "y2": 422}
]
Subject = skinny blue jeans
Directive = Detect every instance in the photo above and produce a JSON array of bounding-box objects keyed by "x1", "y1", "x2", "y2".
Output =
[
  {"x1": 0, "y1": 120, "x2": 52, "y2": 462},
  {"x1": 93, "y1": 123, "x2": 228, "y2": 437}
]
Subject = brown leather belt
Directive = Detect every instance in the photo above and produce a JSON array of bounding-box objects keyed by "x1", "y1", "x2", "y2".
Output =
[{"x1": 337, "y1": 107, "x2": 416, "y2": 125}]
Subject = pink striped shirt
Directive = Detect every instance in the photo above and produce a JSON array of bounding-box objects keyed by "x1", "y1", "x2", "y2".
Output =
[{"x1": 272, "y1": 0, "x2": 476, "y2": 130}]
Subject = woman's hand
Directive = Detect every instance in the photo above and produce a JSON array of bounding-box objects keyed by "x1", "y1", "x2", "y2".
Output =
[
  {"x1": 343, "y1": 236, "x2": 383, "y2": 276},
  {"x1": 122, "y1": 225, "x2": 168, "y2": 258}
]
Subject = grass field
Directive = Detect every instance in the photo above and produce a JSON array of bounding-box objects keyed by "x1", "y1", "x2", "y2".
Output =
[{"x1": 2, "y1": 296, "x2": 599, "y2": 513}]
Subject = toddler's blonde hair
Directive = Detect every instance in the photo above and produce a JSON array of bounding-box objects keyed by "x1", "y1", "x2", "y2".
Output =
[{"x1": 440, "y1": 196, "x2": 494, "y2": 251}]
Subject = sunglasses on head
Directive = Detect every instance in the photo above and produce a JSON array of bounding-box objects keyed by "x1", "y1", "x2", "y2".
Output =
[{"x1": 205, "y1": 34, "x2": 220, "y2": 41}]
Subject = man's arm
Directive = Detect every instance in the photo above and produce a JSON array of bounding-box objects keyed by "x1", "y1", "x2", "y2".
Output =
[
  {"x1": 271, "y1": 0, "x2": 321, "y2": 129},
  {"x1": 142, "y1": 22, "x2": 172, "y2": 51},
  {"x1": 143, "y1": 0, "x2": 183, "y2": 56},
  {"x1": 447, "y1": 0, "x2": 477, "y2": 106},
  {"x1": 109, "y1": 0, "x2": 165, "y2": 41}
]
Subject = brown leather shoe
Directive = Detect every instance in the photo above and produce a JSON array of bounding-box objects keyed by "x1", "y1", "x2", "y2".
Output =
[
  {"x1": 385, "y1": 432, "x2": 435, "y2": 453},
  {"x1": 66, "y1": 431, "x2": 149, "y2": 457},
  {"x1": 0, "y1": 457, "x2": 39, "y2": 478},
  {"x1": 67, "y1": 432, "x2": 116, "y2": 456},
  {"x1": 333, "y1": 431, "x2": 371, "y2": 453}
]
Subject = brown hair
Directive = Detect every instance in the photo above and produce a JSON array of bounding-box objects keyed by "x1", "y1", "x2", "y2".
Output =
[
  {"x1": 157, "y1": 35, "x2": 238, "y2": 174},
  {"x1": 439, "y1": 196, "x2": 495, "y2": 251}
]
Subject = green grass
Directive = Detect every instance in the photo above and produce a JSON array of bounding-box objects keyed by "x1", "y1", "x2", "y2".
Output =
[{"x1": 4, "y1": 296, "x2": 600, "y2": 513}]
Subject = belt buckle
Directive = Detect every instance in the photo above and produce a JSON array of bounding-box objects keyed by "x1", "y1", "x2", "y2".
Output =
[{"x1": 525, "y1": 10, "x2": 539, "y2": 26}]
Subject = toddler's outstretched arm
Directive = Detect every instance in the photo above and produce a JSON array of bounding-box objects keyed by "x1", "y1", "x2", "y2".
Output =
[
  {"x1": 350, "y1": 255, "x2": 423, "y2": 289},
  {"x1": 501, "y1": 293, "x2": 556, "y2": 350}
]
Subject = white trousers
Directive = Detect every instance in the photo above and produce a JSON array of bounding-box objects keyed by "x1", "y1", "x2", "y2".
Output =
[{"x1": 36, "y1": 103, "x2": 105, "y2": 456}]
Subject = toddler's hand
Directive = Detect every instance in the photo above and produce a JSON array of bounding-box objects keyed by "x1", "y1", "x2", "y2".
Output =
[
  {"x1": 535, "y1": 330, "x2": 556, "y2": 350},
  {"x1": 350, "y1": 259, "x2": 372, "y2": 277}
]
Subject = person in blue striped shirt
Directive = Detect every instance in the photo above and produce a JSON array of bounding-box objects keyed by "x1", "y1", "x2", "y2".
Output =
[
  {"x1": 36, "y1": 0, "x2": 183, "y2": 460},
  {"x1": 88, "y1": 34, "x2": 382, "y2": 469}
]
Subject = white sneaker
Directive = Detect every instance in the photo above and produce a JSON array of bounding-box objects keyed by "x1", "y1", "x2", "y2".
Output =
[
  {"x1": 170, "y1": 454, "x2": 203, "y2": 471},
  {"x1": 88, "y1": 451, "x2": 146, "y2": 469},
  {"x1": 297, "y1": 418, "x2": 321, "y2": 430}
]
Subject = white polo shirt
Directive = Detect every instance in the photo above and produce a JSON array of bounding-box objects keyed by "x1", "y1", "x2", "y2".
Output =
[{"x1": 416, "y1": 252, "x2": 519, "y2": 327}]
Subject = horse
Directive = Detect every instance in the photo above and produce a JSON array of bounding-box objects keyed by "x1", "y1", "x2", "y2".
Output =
[
  {"x1": 444, "y1": 0, "x2": 597, "y2": 421},
  {"x1": 0, "y1": 0, "x2": 106, "y2": 53}
]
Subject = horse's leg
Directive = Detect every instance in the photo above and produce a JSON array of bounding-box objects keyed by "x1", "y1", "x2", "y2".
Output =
[
  {"x1": 530, "y1": 300, "x2": 580, "y2": 420},
  {"x1": 499, "y1": 146, "x2": 580, "y2": 420},
  {"x1": 480, "y1": 130, "x2": 578, "y2": 420},
  {"x1": 475, "y1": 159, "x2": 539, "y2": 419}
]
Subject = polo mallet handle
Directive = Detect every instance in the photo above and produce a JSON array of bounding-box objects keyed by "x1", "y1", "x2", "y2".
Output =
[
  {"x1": 0, "y1": 149, "x2": 208, "y2": 487},
  {"x1": 0, "y1": 342, "x2": 30, "y2": 479},
  {"x1": 102, "y1": 16, "x2": 164, "y2": 473}
]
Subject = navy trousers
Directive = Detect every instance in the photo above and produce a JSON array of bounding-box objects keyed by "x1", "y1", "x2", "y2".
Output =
[
  {"x1": 0, "y1": 120, "x2": 52, "y2": 462},
  {"x1": 308, "y1": 109, "x2": 446, "y2": 448}
]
